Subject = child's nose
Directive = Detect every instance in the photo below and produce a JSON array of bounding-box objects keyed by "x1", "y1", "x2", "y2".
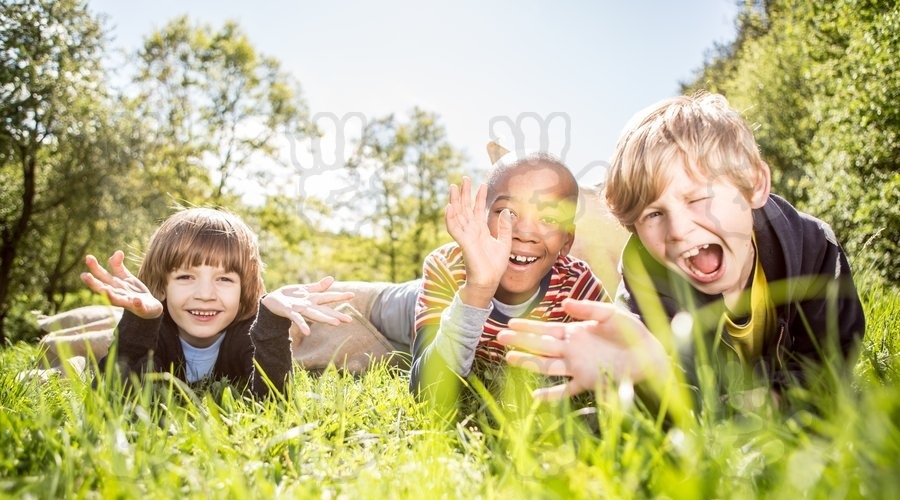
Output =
[
  {"x1": 512, "y1": 214, "x2": 541, "y2": 242},
  {"x1": 194, "y1": 280, "x2": 217, "y2": 299},
  {"x1": 666, "y1": 212, "x2": 693, "y2": 241}
]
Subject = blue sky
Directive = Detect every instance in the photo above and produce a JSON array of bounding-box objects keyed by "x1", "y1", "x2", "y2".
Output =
[{"x1": 87, "y1": 0, "x2": 739, "y2": 187}]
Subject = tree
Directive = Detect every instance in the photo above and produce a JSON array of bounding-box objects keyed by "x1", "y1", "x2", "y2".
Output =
[
  {"x1": 131, "y1": 16, "x2": 313, "y2": 205},
  {"x1": 334, "y1": 108, "x2": 464, "y2": 282},
  {"x1": 682, "y1": 0, "x2": 900, "y2": 286},
  {"x1": 0, "y1": 0, "x2": 119, "y2": 341}
]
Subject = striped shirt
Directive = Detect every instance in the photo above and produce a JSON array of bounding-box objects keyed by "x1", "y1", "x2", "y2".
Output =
[{"x1": 414, "y1": 242, "x2": 608, "y2": 365}]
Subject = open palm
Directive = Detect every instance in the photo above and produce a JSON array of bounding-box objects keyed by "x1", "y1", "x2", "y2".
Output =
[
  {"x1": 81, "y1": 250, "x2": 163, "y2": 319},
  {"x1": 445, "y1": 177, "x2": 512, "y2": 293}
]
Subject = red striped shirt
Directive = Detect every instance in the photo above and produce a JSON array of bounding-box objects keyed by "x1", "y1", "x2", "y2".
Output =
[{"x1": 414, "y1": 242, "x2": 609, "y2": 363}]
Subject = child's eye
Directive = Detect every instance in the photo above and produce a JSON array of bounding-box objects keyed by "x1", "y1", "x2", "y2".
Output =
[
  {"x1": 643, "y1": 211, "x2": 663, "y2": 221},
  {"x1": 539, "y1": 215, "x2": 562, "y2": 226},
  {"x1": 173, "y1": 273, "x2": 193, "y2": 280},
  {"x1": 217, "y1": 273, "x2": 240, "y2": 283}
]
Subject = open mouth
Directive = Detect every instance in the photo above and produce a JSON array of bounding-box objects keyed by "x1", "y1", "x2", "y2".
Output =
[
  {"x1": 509, "y1": 254, "x2": 539, "y2": 266},
  {"x1": 680, "y1": 243, "x2": 724, "y2": 283}
]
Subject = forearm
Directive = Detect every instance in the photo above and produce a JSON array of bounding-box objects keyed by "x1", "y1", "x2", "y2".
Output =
[
  {"x1": 409, "y1": 294, "x2": 490, "y2": 393},
  {"x1": 111, "y1": 310, "x2": 162, "y2": 362},
  {"x1": 249, "y1": 303, "x2": 293, "y2": 397}
]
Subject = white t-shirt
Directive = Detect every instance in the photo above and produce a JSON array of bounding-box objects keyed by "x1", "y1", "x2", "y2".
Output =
[
  {"x1": 492, "y1": 288, "x2": 541, "y2": 318},
  {"x1": 180, "y1": 334, "x2": 226, "y2": 383}
]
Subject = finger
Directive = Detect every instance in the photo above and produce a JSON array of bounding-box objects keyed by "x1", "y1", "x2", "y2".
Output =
[
  {"x1": 460, "y1": 176, "x2": 473, "y2": 217},
  {"x1": 107, "y1": 250, "x2": 132, "y2": 280},
  {"x1": 495, "y1": 208, "x2": 513, "y2": 247},
  {"x1": 562, "y1": 299, "x2": 618, "y2": 323},
  {"x1": 309, "y1": 291, "x2": 355, "y2": 305},
  {"x1": 564, "y1": 300, "x2": 646, "y2": 345},
  {"x1": 497, "y1": 331, "x2": 567, "y2": 357},
  {"x1": 303, "y1": 276, "x2": 336, "y2": 293},
  {"x1": 506, "y1": 318, "x2": 568, "y2": 338},
  {"x1": 290, "y1": 312, "x2": 311, "y2": 336},
  {"x1": 448, "y1": 183, "x2": 460, "y2": 209},
  {"x1": 445, "y1": 203, "x2": 461, "y2": 236},
  {"x1": 473, "y1": 183, "x2": 487, "y2": 216},
  {"x1": 297, "y1": 305, "x2": 353, "y2": 325},
  {"x1": 84, "y1": 254, "x2": 116, "y2": 285},
  {"x1": 505, "y1": 351, "x2": 570, "y2": 376},
  {"x1": 80, "y1": 271, "x2": 105, "y2": 293},
  {"x1": 532, "y1": 381, "x2": 587, "y2": 401}
]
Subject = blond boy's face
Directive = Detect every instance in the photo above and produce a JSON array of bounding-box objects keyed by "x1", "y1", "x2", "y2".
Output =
[
  {"x1": 633, "y1": 158, "x2": 769, "y2": 307},
  {"x1": 487, "y1": 166, "x2": 576, "y2": 305}
]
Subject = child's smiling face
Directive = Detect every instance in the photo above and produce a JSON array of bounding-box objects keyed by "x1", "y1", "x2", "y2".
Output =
[
  {"x1": 487, "y1": 164, "x2": 576, "y2": 305},
  {"x1": 162, "y1": 264, "x2": 242, "y2": 347},
  {"x1": 633, "y1": 158, "x2": 769, "y2": 307}
]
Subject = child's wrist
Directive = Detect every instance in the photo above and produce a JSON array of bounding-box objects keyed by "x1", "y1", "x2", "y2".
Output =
[{"x1": 458, "y1": 283, "x2": 495, "y2": 309}]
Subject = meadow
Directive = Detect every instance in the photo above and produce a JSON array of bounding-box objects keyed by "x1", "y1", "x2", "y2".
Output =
[{"x1": 1, "y1": 275, "x2": 898, "y2": 499}]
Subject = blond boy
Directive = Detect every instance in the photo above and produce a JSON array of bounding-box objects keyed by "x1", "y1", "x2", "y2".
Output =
[{"x1": 497, "y1": 92, "x2": 865, "y2": 400}]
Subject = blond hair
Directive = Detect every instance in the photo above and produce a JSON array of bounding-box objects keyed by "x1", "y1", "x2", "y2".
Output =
[
  {"x1": 605, "y1": 92, "x2": 766, "y2": 232},
  {"x1": 137, "y1": 208, "x2": 265, "y2": 322}
]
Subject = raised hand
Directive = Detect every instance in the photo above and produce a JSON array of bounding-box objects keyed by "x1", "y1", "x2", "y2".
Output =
[
  {"x1": 81, "y1": 250, "x2": 164, "y2": 319},
  {"x1": 261, "y1": 276, "x2": 355, "y2": 336},
  {"x1": 445, "y1": 176, "x2": 513, "y2": 308},
  {"x1": 497, "y1": 299, "x2": 670, "y2": 400}
]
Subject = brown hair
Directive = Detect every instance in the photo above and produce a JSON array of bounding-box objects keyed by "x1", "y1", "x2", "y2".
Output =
[
  {"x1": 605, "y1": 91, "x2": 766, "y2": 232},
  {"x1": 137, "y1": 208, "x2": 265, "y2": 322}
]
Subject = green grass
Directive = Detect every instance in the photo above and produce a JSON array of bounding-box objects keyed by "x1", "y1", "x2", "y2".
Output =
[{"x1": 1, "y1": 285, "x2": 898, "y2": 499}]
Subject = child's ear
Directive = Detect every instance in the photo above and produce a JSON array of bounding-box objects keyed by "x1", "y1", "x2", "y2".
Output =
[
  {"x1": 748, "y1": 161, "x2": 772, "y2": 209},
  {"x1": 560, "y1": 230, "x2": 575, "y2": 257}
]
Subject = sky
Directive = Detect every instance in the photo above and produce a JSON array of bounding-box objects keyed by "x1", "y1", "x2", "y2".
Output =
[{"x1": 86, "y1": 0, "x2": 739, "y2": 189}]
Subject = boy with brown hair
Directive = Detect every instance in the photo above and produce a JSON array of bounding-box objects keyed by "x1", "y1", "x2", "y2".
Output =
[{"x1": 497, "y1": 92, "x2": 865, "y2": 401}]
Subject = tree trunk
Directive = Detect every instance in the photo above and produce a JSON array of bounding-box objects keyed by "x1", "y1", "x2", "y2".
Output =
[{"x1": 0, "y1": 150, "x2": 37, "y2": 343}]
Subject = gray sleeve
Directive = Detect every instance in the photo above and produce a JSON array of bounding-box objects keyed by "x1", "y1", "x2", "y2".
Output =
[
  {"x1": 409, "y1": 293, "x2": 491, "y2": 392},
  {"x1": 368, "y1": 279, "x2": 421, "y2": 352},
  {"x1": 433, "y1": 294, "x2": 491, "y2": 376}
]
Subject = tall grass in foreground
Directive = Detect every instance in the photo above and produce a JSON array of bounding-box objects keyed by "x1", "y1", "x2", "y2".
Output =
[{"x1": 1, "y1": 283, "x2": 897, "y2": 498}]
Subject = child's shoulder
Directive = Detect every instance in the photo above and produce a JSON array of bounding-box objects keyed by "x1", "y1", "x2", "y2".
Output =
[
  {"x1": 423, "y1": 242, "x2": 466, "y2": 272},
  {"x1": 554, "y1": 254, "x2": 605, "y2": 286},
  {"x1": 758, "y1": 194, "x2": 840, "y2": 248},
  {"x1": 427, "y1": 241, "x2": 462, "y2": 260},
  {"x1": 755, "y1": 194, "x2": 847, "y2": 277}
]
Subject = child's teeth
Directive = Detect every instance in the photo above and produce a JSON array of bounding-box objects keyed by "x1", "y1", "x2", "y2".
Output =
[
  {"x1": 510, "y1": 254, "x2": 538, "y2": 264},
  {"x1": 681, "y1": 246, "x2": 704, "y2": 259}
]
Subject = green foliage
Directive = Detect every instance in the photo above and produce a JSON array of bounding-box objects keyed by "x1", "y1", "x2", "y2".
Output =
[
  {"x1": 1, "y1": 2, "x2": 467, "y2": 342},
  {"x1": 132, "y1": 15, "x2": 312, "y2": 204},
  {"x1": 0, "y1": 0, "x2": 126, "y2": 340},
  {"x1": 336, "y1": 108, "x2": 464, "y2": 282},
  {"x1": 683, "y1": 0, "x2": 900, "y2": 286},
  {"x1": 1, "y1": 288, "x2": 897, "y2": 498}
]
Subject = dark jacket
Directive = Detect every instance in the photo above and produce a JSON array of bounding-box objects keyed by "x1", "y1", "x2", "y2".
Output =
[
  {"x1": 617, "y1": 194, "x2": 865, "y2": 390},
  {"x1": 99, "y1": 301, "x2": 293, "y2": 397}
]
